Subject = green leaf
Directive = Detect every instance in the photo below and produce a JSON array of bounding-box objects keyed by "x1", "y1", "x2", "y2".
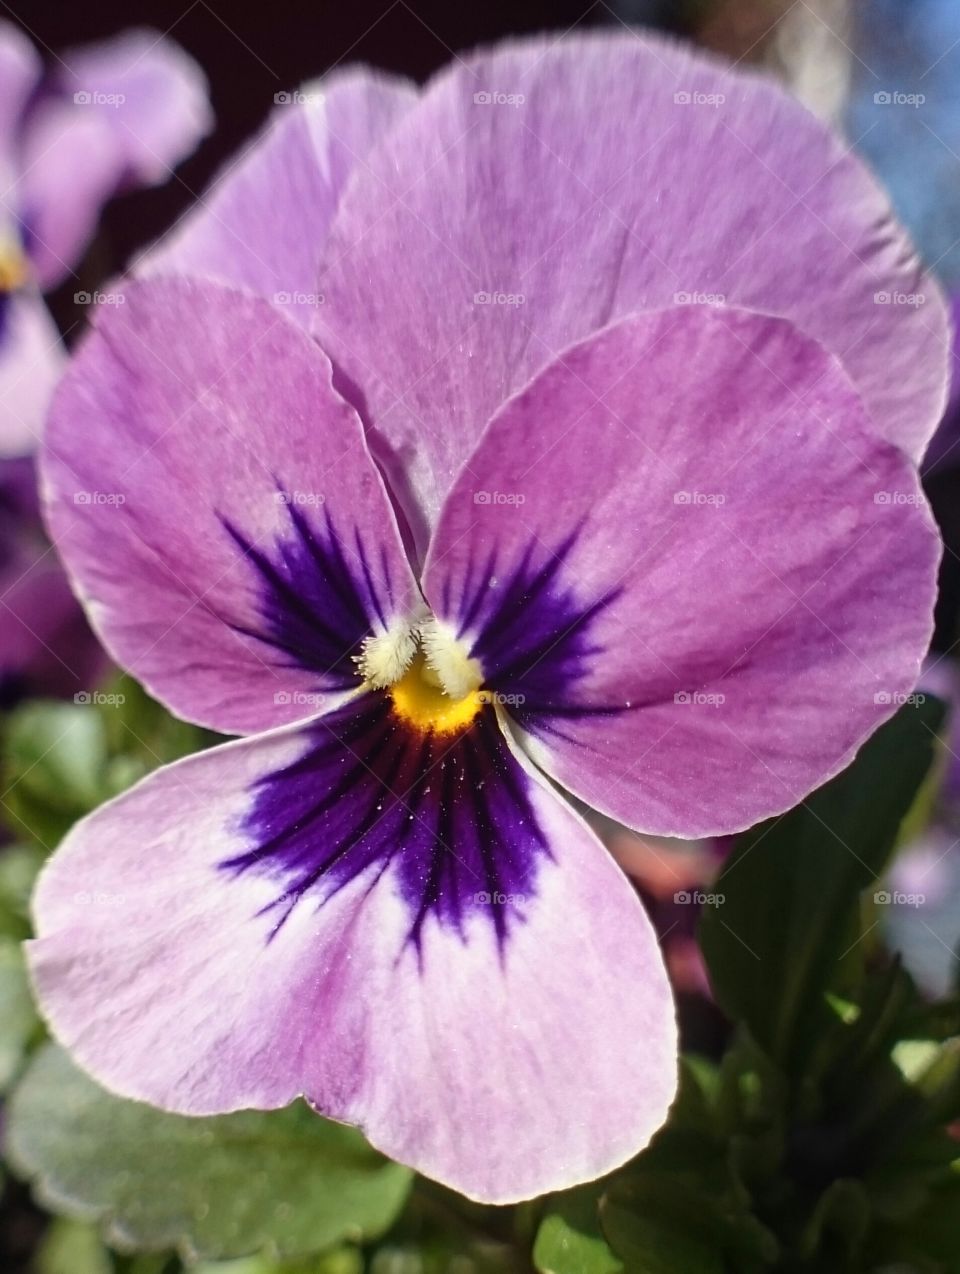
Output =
[
  {"x1": 0, "y1": 937, "x2": 39, "y2": 1092},
  {"x1": 0, "y1": 684, "x2": 216, "y2": 851},
  {"x1": 96, "y1": 675, "x2": 218, "y2": 793},
  {"x1": 797, "y1": 1179, "x2": 870, "y2": 1264},
  {"x1": 5, "y1": 1045, "x2": 412, "y2": 1261},
  {"x1": 191, "y1": 1254, "x2": 363, "y2": 1274},
  {"x1": 870, "y1": 1175, "x2": 960, "y2": 1269},
  {"x1": 36, "y1": 1218, "x2": 114, "y2": 1274},
  {"x1": 599, "y1": 1180, "x2": 726, "y2": 1274},
  {"x1": 1, "y1": 701, "x2": 108, "y2": 846},
  {"x1": 700, "y1": 698, "x2": 945, "y2": 1071},
  {"x1": 534, "y1": 1184, "x2": 623, "y2": 1273},
  {"x1": 0, "y1": 841, "x2": 46, "y2": 939}
]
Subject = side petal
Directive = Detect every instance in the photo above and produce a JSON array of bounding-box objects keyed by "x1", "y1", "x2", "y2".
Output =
[
  {"x1": 20, "y1": 30, "x2": 212, "y2": 288},
  {"x1": 41, "y1": 279, "x2": 419, "y2": 734},
  {"x1": 422, "y1": 307, "x2": 941, "y2": 838},
  {"x1": 138, "y1": 69, "x2": 415, "y2": 328},
  {"x1": 317, "y1": 31, "x2": 948, "y2": 547},
  {"x1": 28, "y1": 704, "x2": 677, "y2": 1204},
  {"x1": 0, "y1": 292, "x2": 65, "y2": 457},
  {"x1": 0, "y1": 21, "x2": 40, "y2": 141}
]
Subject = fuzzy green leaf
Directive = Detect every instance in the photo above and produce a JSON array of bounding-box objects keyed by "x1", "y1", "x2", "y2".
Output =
[{"x1": 6, "y1": 1046, "x2": 412, "y2": 1261}]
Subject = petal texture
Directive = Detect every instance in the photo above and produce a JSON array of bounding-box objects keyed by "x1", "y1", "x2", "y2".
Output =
[
  {"x1": 422, "y1": 307, "x2": 941, "y2": 837},
  {"x1": 41, "y1": 279, "x2": 419, "y2": 734},
  {"x1": 140, "y1": 69, "x2": 415, "y2": 328},
  {"x1": 317, "y1": 31, "x2": 948, "y2": 546},
  {"x1": 28, "y1": 709, "x2": 677, "y2": 1203}
]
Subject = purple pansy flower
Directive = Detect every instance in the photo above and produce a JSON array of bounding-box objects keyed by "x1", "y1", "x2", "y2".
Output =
[
  {"x1": 28, "y1": 34, "x2": 946, "y2": 1202},
  {"x1": 0, "y1": 21, "x2": 211, "y2": 456}
]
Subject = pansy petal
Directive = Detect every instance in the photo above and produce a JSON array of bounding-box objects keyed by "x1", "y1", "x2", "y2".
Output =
[
  {"x1": 21, "y1": 30, "x2": 211, "y2": 288},
  {"x1": 0, "y1": 21, "x2": 40, "y2": 141},
  {"x1": 0, "y1": 291, "x2": 65, "y2": 457},
  {"x1": 140, "y1": 69, "x2": 415, "y2": 328},
  {"x1": 41, "y1": 279, "x2": 419, "y2": 734},
  {"x1": 317, "y1": 31, "x2": 948, "y2": 546},
  {"x1": 422, "y1": 306, "x2": 940, "y2": 838},
  {"x1": 28, "y1": 702, "x2": 677, "y2": 1203}
]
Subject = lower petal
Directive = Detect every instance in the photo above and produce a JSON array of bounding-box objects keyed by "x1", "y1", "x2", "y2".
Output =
[{"x1": 28, "y1": 709, "x2": 677, "y2": 1203}]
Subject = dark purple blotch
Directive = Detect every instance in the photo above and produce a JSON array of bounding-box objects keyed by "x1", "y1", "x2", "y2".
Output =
[
  {"x1": 220, "y1": 498, "x2": 395, "y2": 692},
  {"x1": 445, "y1": 530, "x2": 625, "y2": 740},
  {"x1": 223, "y1": 694, "x2": 549, "y2": 952}
]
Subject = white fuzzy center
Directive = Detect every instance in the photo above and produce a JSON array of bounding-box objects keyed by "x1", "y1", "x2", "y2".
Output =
[{"x1": 356, "y1": 613, "x2": 482, "y2": 699}]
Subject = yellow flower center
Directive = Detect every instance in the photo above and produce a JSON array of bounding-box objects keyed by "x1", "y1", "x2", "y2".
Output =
[
  {"x1": 389, "y1": 651, "x2": 484, "y2": 736},
  {"x1": 0, "y1": 240, "x2": 28, "y2": 293}
]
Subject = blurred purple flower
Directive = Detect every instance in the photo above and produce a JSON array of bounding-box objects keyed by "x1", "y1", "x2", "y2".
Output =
[
  {"x1": 29, "y1": 33, "x2": 945, "y2": 1202},
  {"x1": 886, "y1": 658, "x2": 960, "y2": 994},
  {"x1": 0, "y1": 24, "x2": 210, "y2": 700},
  {"x1": 0, "y1": 457, "x2": 106, "y2": 702},
  {"x1": 0, "y1": 22, "x2": 211, "y2": 456}
]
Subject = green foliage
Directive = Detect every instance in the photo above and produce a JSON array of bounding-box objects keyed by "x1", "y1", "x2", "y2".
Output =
[
  {"x1": 533, "y1": 1184, "x2": 623, "y2": 1273},
  {"x1": 0, "y1": 937, "x2": 39, "y2": 1092},
  {"x1": 0, "y1": 677, "x2": 216, "y2": 851},
  {"x1": 5, "y1": 1046, "x2": 412, "y2": 1262},
  {"x1": 699, "y1": 694, "x2": 946, "y2": 1074}
]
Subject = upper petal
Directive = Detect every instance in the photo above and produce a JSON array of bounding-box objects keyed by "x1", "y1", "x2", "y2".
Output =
[
  {"x1": 19, "y1": 30, "x2": 212, "y2": 288},
  {"x1": 422, "y1": 306, "x2": 941, "y2": 838},
  {"x1": 317, "y1": 31, "x2": 948, "y2": 549},
  {"x1": 138, "y1": 68, "x2": 416, "y2": 328},
  {"x1": 0, "y1": 21, "x2": 40, "y2": 143},
  {"x1": 41, "y1": 278, "x2": 419, "y2": 734},
  {"x1": 28, "y1": 701, "x2": 677, "y2": 1203}
]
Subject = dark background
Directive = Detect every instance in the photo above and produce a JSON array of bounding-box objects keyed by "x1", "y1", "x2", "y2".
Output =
[{"x1": 4, "y1": 0, "x2": 703, "y2": 274}]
